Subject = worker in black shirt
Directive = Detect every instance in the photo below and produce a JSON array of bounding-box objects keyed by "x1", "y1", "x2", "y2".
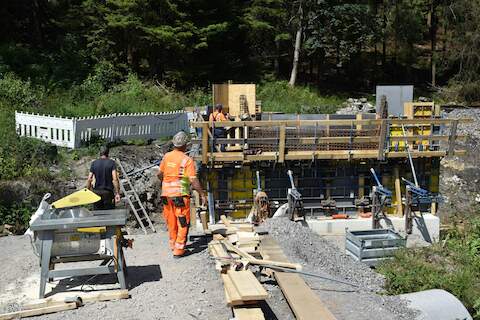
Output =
[{"x1": 87, "y1": 146, "x2": 121, "y2": 210}]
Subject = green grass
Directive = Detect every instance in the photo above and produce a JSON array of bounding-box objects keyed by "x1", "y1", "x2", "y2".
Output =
[
  {"x1": 377, "y1": 219, "x2": 480, "y2": 319},
  {"x1": 257, "y1": 81, "x2": 344, "y2": 114}
]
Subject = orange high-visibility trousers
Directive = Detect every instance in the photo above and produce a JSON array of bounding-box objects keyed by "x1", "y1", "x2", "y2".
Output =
[{"x1": 162, "y1": 197, "x2": 190, "y2": 256}]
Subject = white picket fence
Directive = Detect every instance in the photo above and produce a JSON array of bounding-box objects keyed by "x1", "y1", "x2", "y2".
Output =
[{"x1": 15, "y1": 111, "x2": 189, "y2": 149}]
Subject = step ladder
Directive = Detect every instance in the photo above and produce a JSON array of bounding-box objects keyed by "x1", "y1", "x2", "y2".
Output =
[{"x1": 116, "y1": 159, "x2": 156, "y2": 234}]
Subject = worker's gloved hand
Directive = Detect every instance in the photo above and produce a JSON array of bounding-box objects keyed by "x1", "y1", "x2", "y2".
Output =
[{"x1": 115, "y1": 193, "x2": 121, "y2": 203}]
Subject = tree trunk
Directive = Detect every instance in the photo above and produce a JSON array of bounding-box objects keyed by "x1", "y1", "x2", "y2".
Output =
[
  {"x1": 430, "y1": 0, "x2": 437, "y2": 87},
  {"x1": 289, "y1": 3, "x2": 303, "y2": 87},
  {"x1": 274, "y1": 39, "x2": 280, "y2": 76}
]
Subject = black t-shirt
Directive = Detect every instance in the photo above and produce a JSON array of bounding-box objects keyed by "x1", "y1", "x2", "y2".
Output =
[{"x1": 90, "y1": 158, "x2": 116, "y2": 192}]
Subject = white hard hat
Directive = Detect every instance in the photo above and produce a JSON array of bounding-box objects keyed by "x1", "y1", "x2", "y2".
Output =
[{"x1": 172, "y1": 131, "x2": 189, "y2": 147}]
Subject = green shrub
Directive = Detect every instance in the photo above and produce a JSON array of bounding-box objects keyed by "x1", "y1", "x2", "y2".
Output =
[
  {"x1": 0, "y1": 72, "x2": 43, "y2": 109},
  {"x1": 257, "y1": 81, "x2": 343, "y2": 114},
  {"x1": 0, "y1": 202, "x2": 32, "y2": 234}
]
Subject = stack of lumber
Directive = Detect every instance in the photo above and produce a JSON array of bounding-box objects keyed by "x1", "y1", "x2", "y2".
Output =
[
  {"x1": 227, "y1": 231, "x2": 260, "y2": 253},
  {"x1": 222, "y1": 270, "x2": 268, "y2": 306},
  {"x1": 207, "y1": 216, "x2": 267, "y2": 319}
]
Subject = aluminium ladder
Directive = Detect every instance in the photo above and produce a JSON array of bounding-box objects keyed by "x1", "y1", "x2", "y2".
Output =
[{"x1": 116, "y1": 159, "x2": 156, "y2": 234}]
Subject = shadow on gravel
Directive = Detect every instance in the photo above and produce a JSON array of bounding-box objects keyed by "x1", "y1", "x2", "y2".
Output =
[
  {"x1": 258, "y1": 301, "x2": 280, "y2": 320},
  {"x1": 127, "y1": 265, "x2": 162, "y2": 289},
  {"x1": 46, "y1": 264, "x2": 162, "y2": 296},
  {"x1": 184, "y1": 234, "x2": 210, "y2": 257}
]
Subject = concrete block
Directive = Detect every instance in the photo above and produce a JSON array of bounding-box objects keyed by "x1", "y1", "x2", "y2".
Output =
[{"x1": 307, "y1": 214, "x2": 440, "y2": 243}]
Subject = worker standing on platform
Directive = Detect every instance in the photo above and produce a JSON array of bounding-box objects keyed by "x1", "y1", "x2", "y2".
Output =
[
  {"x1": 87, "y1": 146, "x2": 121, "y2": 210},
  {"x1": 209, "y1": 104, "x2": 229, "y2": 151},
  {"x1": 157, "y1": 131, "x2": 207, "y2": 258}
]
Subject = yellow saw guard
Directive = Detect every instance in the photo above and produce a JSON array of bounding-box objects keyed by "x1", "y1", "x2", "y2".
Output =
[{"x1": 51, "y1": 188, "x2": 101, "y2": 209}]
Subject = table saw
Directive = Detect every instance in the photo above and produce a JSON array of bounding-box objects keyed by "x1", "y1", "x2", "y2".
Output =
[{"x1": 28, "y1": 189, "x2": 129, "y2": 298}]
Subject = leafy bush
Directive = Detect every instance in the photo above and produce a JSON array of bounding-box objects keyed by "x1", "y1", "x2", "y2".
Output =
[
  {"x1": 438, "y1": 80, "x2": 480, "y2": 104},
  {"x1": 0, "y1": 72, "x2": 42, "y2": 109},
  {"x1": 0, "y1": 202, "x2": 32, "y2": 234},
  {"x1": 378, "y1": 219, "x2": 480, "y2": 319},
  {"x1": 257, "y1": 81, "x2": 343, "y2": 114}
]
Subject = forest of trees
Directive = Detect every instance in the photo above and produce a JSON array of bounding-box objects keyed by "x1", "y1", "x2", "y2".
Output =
[{"x1": 1, "y1": 0, "x2": 480, "y2": 99}]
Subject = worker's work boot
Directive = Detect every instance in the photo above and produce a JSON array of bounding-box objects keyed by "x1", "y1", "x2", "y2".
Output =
[{"x1": 173, "y1": 243, "x2": 185, "y2": 257}]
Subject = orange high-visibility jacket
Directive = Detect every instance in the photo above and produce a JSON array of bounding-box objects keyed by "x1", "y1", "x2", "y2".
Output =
[
  {"x1": 209, "y1": 111, "x2": 227, "y2": 122},
  {"x1": 159, "y1": 150, "x2": 196, "y2": 197}
]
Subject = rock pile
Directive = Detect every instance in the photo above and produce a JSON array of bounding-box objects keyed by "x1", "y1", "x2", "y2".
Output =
[{"x1": 336, "y1": 98, "x2": 375, "y2": 114}]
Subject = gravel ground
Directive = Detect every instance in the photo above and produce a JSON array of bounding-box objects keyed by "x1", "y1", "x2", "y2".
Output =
[
  {"x1": 440, "y1": 109, "x2": 480, "y2": 219},
  {"x1": 0, "y1": 230, "x2": 231, "y2": 320},
  {"x1": 262, "y1": 218, "x2": 418, "y2": 320}
]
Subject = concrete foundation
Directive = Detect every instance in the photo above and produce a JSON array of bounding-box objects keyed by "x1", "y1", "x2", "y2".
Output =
[{"x1": 306, "y1": 214, "x2": 440, "y2": 244}]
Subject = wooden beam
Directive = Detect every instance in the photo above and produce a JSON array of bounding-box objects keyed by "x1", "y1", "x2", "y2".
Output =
[
  {"x1": 191, "y1": 135, "x2": 465, "y2": 146},
  {"x1": 0, "y1": 303, "x2": 78, "y2": 320},
  {"x1": 202, "y1": 122, "x2": 209, "y2": 164},
  {"x1": 221, "y1": 240, "x2": 302, "y2": 270},
  {"x1": 190, "y1": 118, "x2": 472, "y2": 128},
  {"x1": 377, "y1": 119, "x2": 388, "y2": 160},
  {"x1": 24, "y1": 289, "x2": 130, "y2": 310},
  {"x1": 278, "y1": 125, "x2": 286, "y2": 163}
]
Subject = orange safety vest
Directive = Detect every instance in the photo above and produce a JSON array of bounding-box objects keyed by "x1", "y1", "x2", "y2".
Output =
[
  {"x1": 209, "y1": 111, "x2": 227, "y2": 122},
  {"x1": 159, "y1": 150, "x2": 196, "y2": 197}
]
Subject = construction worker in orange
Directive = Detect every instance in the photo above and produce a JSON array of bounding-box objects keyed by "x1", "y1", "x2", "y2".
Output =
[
  {"x1": 209, "y1": 104, "x2": 229, "y2": 151},
  {"x1": 157, "y1": 131, "x2": 207, "y2": 258}
]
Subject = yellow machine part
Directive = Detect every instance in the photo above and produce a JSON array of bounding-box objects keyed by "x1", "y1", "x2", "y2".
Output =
[
  {"x1": 77, "y1": 227, "x2": 107, "y2": 233},
  {"x1": 51, "y1": 188, "x2": 101, "y2": 209}
]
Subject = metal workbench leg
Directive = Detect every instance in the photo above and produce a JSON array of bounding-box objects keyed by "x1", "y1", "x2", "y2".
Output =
[
  {"x1": 39, "y1": 231, "x2": 53, "y2": 298},
  {"x1": 116, "y1": 245, "x2": 127, "y2": 290}
]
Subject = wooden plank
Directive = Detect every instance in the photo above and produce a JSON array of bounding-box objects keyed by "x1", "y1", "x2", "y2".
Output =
[
  {"x1": 260, "y1": 237, "x2": 337, "y2": 320},
  {"x1": 24, "y1": 290, "x2": 129, "y2": 310},
  {"x1": 220, "y1": 215, "x2": 232, "y2": 227},
  {"x1": 237, "y1": 231, "x2": 260, "y2": 242},
  {"x1": 221, "y1": 240, "x2": 301, "y2": 270},
  {"x1": 190, "y1": 118, "x2": 472, "y2": 128},
  {"x1": 377, "y1": 119, "x2": 388, "y2": 160},
  {"x1": 227, "y1": 270, "x2": 268, "y2": 301},
  {"x1": 233, "y1": 307, "x2": 265, "y2": 320},
  {"x1": 194, "y1": 149, "x2": 466, "y2": 162},
  {"x1": 202, "y1": 122, "x2": 209, "y2": 164},
  {"x1": 0, "y1": 303, "x2": 77, "y2": 320},
  {"x1": 191, "y1": 135, "x2": 464, "y2": 146},
  {"x1": 222, "y1": 273, "x2": 244, "y2": 306},
  {"x1": 278, "y1": 125, "x2": 286, "y2": 163}
]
